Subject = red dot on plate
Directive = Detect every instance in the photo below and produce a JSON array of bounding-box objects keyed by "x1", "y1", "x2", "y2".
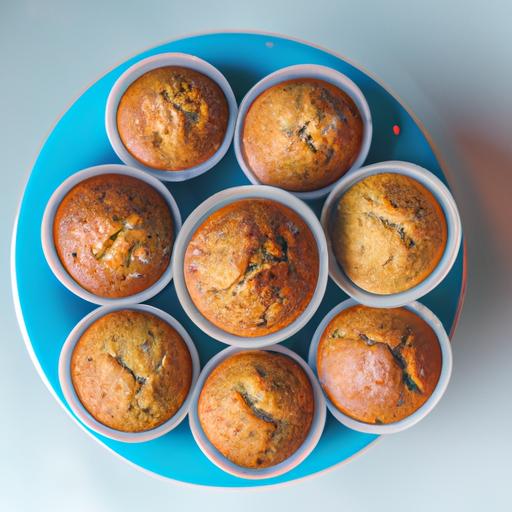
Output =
[{"x1": 393, "y1": 124, "x2": 401, "y2": 136}]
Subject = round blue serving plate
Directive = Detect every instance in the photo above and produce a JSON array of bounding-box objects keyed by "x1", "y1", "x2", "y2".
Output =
[{"x1": 11, "y1": 31, "x2": 466, "y2": 488}]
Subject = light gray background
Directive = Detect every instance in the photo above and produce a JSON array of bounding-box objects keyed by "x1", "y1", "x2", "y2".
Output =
[{"x1": 2, "y1": 1, "x2": 511, "y2": 510}]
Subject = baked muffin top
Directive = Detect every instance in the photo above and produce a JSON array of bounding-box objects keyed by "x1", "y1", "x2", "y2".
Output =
[
  {"x1": 71, "y1": 309, "x2": 193, "y2": 432},
  {"x1": 184, "y1": 199, "x2": 319, "y2": 337},
  {"x1": 53, "y1": 174, "x2": 173, "y2": 298},
  {"x1": 331, "y1": 173, "x2": 447, "y2": 294},
  {"x1": 198, "y1": 350, "x2": 314, "y2": 468},
  {"x1": 117, "y1": 66, "x2": 229, "y2": 171},
  {"x1": 317, "y1": 305, "x2": 442, "y2": 424},
  {"x1": 242, "y1": 78, "x2": 364, "y2": 192}
]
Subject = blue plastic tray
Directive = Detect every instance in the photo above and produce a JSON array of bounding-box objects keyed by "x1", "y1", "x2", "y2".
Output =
[{"x1": 11, "y1": 31, "x2": 466, "y2": 488}]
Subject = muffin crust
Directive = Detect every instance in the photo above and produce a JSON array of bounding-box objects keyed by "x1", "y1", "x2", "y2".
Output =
[
  {"x1": 198, "y1": 351, "x2": 314, "y2": 468},
  {"x1": 184, "y1": 199, "x2": 319, "y2": 337},
  {"x1": 53, "y1": 174, "x2": 173, "y2": 298},
  {"x1": 242, "y1": 78, "x2": 364, "y2": 192},
  {"x1": 117, "y1": 66, "x2": 229, "y2": 171},
  {"x1": 331, "y1": 173, "x2": 447, "y2": 294},
  {"x1": 317, "y1": 305, "x2": 442, "y2": 424},
  {"x1": 71, "y1": 310, "x2": 193, "y2": 432}
]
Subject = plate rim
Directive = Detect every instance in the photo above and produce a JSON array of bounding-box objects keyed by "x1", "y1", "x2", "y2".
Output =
[{"x1": 10, "y1": 29, "x2": 467, "y2": 490}]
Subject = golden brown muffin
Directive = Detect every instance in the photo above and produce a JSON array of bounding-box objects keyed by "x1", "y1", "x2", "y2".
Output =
[
  {"x1": 331, "y1": 173, "x2": 447, "y2": 294},
  {"x1": 71, "y1": 309, "x2": 193, "y2": 432},
  {"x1": 184, "y1": 199, "x2": 319, "y2": 337},
  {"x1": 317, "y1": 305, "x2": 442, "y2": 424},
  {"x1": 54, "y1": 174, "x2": 173, "y2": 298},
  {"x1": 117, "y1": 66, "x2": 229, "y2": 171},
  {"x1": 242, "y1": 78, "x2": 364, "y2": 192},
  {"x1": 198, "y1": 350, "x2": 314, "y2": 468}
]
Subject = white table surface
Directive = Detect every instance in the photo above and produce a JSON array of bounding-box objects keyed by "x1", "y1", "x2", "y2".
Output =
[{"x1": 2, "y1": 1, "x2": 511, "y2": 510}]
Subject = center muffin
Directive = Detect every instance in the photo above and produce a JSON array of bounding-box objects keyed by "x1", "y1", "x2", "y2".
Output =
[
  {"x1": 71, "y1": 309, "x2": 193, "y2": 432},
  {"x1": 53, "y1": 174, "x2": 174, "y2": 298},
  {"x1": 116, "y1": 66, "x2": 229, "y2": 171},
  {"x1": 183, "y1": 199, "x2": 319, "y2": 337},
  {"x1": 317, "y1": 305, "x2": 442, "y2": 424},
  {"x1": 198, "y1": 350, "x2": 314, "y2": 468},
  {"x1": 241, "y1": 78, "x2": 364, "y2": 192}
]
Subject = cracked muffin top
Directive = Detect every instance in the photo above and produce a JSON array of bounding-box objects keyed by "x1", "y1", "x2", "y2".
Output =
[
  {"x1": 117, "y1": 66, "x2": 229, "y2": 171},
  {"x1": 317, "y1": 305, "x2": 442, "y2": 424},
  {"x1": 183, "y1": 199, "x2": 319, "y2": 337},
  {"x1": 198, "y1": 350, "x2": 314, "y2": 468},
  {"x1": 53, "y1": 174, "x2": 173, "y2": 298},
  {"x1": 331, "y1": 173, "x2": 447, "y2": 294},
  {"x1": 71, "y1": 309, "x2": 193, "y2": 432},
  {"x1": 241, "y1": 78, "x2": 364, "y2": 192}
]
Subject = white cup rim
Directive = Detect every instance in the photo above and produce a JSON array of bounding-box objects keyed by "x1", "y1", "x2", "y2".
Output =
[
  {"x1": 171, "y1": 185, "x2": 329, "y2": 347},
  {"x1": 189, "y1": 344, "x2": 326, "y2": 479},
  {"x1": 321, "y1": 160, "x2": 462, "y2": 307},
  {"x1": 308, "y1": 298, "x2": 453, "y2": 434},
  {"x1": 105, "y1": 52, "x2": 238, "y2": 182},
  {"x1": 41, "y1": 164, "x2": 182, "y2": 306},
  {"x1": 58, "y1": 303, "x2": 200, "y2": 443},
  {"x1": 233, "y1": 63, "x2": 373, "y2": 200}
]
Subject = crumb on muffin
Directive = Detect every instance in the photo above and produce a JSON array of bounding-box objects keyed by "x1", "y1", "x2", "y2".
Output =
[
  {"x1": 331, "y1": 173, "x2": 447, "y2": 294},
  {"x1": 71, "y1": 310, "x2": 192, "y2": 432},
  {"x1": 198, "y1": 350, "x2": 314, "y2": 468},
  {"x1": 317, "y1": 305, "x2": 442, "y2": 424},
  {"x1": 242, "y1": 78, "x2": 364, "y2": 192},
  {"x1": 117, "y1": 66, "x2": 229, "y2": 171},
  {"x1": 183, "y1": 199, "x2": 319, "y2": 337}
]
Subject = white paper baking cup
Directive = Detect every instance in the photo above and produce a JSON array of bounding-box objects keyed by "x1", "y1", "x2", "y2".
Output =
[
  {"x1": 189, "y1": 344, "x2": 326, "y2": 479},
  {"x1": 321, "y1": 161, "x2": 462, "y2": 307},
  {"x1": 41, "y1": 164, "x2": 182, "y2": 306},
  {"x1": 105, "y1": 52, "x2": 238, "y2": 181},
  {"x1": 308, "y1": 298, "x2": 452, "y2": 435},
  {"x1": 58, "y1": 303, "x2": 200, "y2": 443},
  {"x1": 172, "y1": 185, "x2": 329, "y2": 347},
  {"x1": 234, "y1": 64, "x2": 372, "y2": 200}
]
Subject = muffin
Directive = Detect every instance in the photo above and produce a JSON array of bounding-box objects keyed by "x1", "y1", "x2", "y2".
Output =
[
  {"x1": 117, "y1": 66, "x2": 229, "y2": 171},
  {"x1": 198, "y1": 350, "x2": 314, "y2": 468},
  {"x1": 184, "y1": 199, "x2": 319, "y2": 337},
  {"x1": 317, "y1": 305, "x2": 442, "y2": 424},
  {"x1": 71, "y1": 309, "x2": 193, "y2": 432},
  {"x1": 241, "y1": 78, "x2": 364, "y2": 192},
  {"x1": 331, "y1": 173, "x2": 447, "y2": 294},
  {"x1": 53, "y1": 174, "x2": 174, "y2": 298}
]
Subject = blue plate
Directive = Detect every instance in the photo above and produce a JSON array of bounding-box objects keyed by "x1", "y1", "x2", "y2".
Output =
[{"x1": 11, "y1": 31, "x2": 466, "y2": 488}]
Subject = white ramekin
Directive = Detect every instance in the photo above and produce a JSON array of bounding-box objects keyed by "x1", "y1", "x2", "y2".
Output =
[
  {"x1": 105, "y1": 52, "x2": 238, "y2": 182},
  {"x1": 58, "y1": 303, "x2": 200, "y2": 443},
  {"x1": 172, "y1": 185, "x2": 329, "y2": 347},
  {"x1": 189, "y1": 344, "x2": 326, "y2": 479},
  {"x1": 41, "y1": 164, "x2": 182, "y2": 306},
  {"x1": 308, "y1": 298, "x2": 453, "y2": 435},
  {"x1": 321, "y1": 160, "x2": 462, "y2": 308},
  {"x1": 233, "y1": 64, "x2": 372, "y2": 200}
]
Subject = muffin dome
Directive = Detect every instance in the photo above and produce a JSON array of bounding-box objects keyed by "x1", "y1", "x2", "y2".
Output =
[
  {"x1": 198, "y1": 350, "x2": 314, "y2": 468},
  {"x1": 117, "y1": 66, "x2": 229, "y2": 171},
  {"x1": 331, "y1": 173, "x2": 447, "y2": 294},
  {"x1": 242, "y1": 78, "x2": 364, "y2": 192},
  {"x1": 183, "y1": 198, "x2": 319, "y2": 337},
  {"x1": 317, "y1": 305, "x2": 442, "y2": 424},
  {"x1": 71, "y1": 310, "x2": 193, "y2": 432},
  {"x1": 53, "y1": 174, "x2": 173, "y2": 298}
]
